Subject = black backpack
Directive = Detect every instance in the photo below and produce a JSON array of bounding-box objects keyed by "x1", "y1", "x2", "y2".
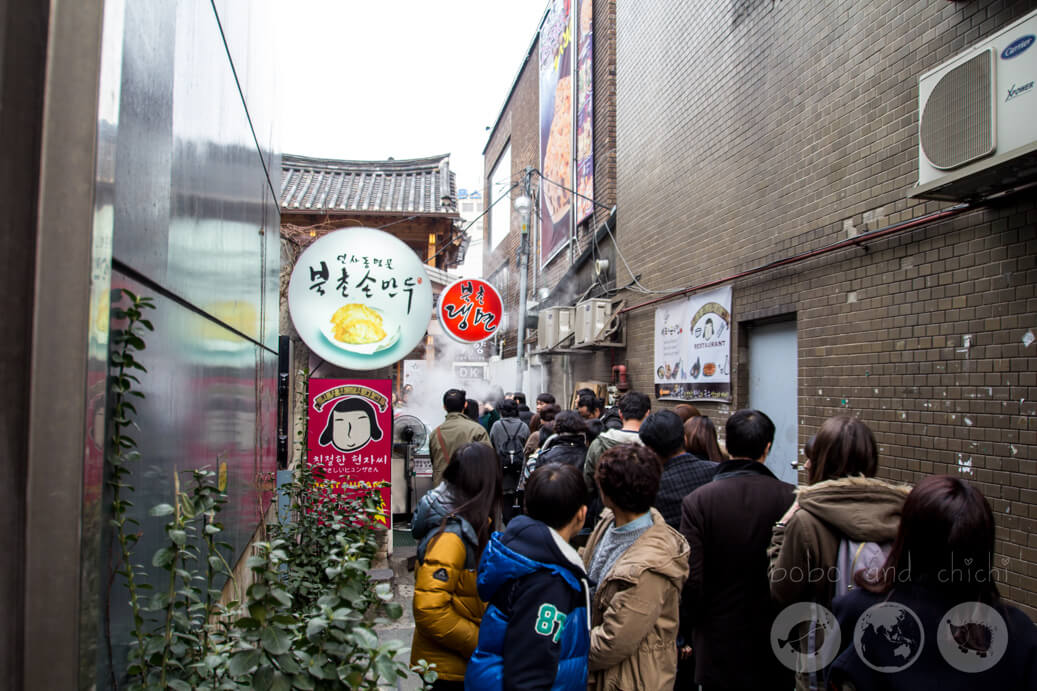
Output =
[{"x1": 495, "y1": 420, "x2": 526, "y2": 477}]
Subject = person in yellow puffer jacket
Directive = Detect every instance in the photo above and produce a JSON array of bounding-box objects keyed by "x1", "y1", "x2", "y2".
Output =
[{"x1": 411, "y1": 443, "x2": 501, "y2": 689}]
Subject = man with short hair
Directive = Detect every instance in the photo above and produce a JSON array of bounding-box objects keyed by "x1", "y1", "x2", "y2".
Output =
[
  {"x1": 679, "y1": 409, "x2": 795, "y2": 690},
  {"x1": 466, "y1": 463, "x2": 590, "y2": 690},
  {"x1": 512, "y1": 392, "x2": 534, "y2": 426},
  {"x1": 490, "y1": 398, "x2": 530, "y2": 523},
  {"x1": 580, "y1": 392, "x2": 650, "y2": 539},
  {"x1": 428, "y1": 388, "x2": 492, "y2": 486},
  {"x1": 582, "y1": 391, "x2": 650, "y2": 494},
  {"x1": 639, "y1": 409, "x2": 717, "y2": 530}
]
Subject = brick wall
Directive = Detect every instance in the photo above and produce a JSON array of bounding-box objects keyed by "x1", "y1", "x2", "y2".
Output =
[
  {"x1": 614, "y1": 0, "x2": 1037, "y2": 613},
  {"x1": 483, "y1": 0, "x2": 620, "y2": 401}
]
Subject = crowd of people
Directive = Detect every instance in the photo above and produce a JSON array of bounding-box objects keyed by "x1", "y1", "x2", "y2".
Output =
[{"x1": 409, "y1": 388, "x2": 1037, "y2": 690}]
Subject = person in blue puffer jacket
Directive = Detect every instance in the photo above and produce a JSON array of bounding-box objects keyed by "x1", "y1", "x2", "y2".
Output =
[{"x1": 465, "y1": 463, "x2": 590, "y2": 691}]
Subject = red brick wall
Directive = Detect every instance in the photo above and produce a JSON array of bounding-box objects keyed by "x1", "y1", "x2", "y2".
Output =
[
  {"x1": 613, "y1": 0, "x2": 1037, "y2": 613},
  {"x1": 483, "y1": 0, "x2": 619, "y2": 400}
]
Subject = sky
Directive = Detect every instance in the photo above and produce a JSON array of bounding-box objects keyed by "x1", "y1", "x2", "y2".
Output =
[{"x1": 274, "y1": 0, "x2": 549, "y2": 190}]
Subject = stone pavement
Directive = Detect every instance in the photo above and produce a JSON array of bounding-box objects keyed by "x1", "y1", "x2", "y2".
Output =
[{"x1": 372, "y1": 530, "x2": 424, "y2": 690}]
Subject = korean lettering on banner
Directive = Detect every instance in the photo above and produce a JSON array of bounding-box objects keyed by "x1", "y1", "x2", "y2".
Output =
[
  {"x1": 438, "y1": 278, "x2": 503, "y2": 344},
  {"x1": 653, "y1": 285, "x2": 732, "y2": 402},
  {"x1": 287, "y1": 227, "x2": 434, "y2": 372},
  {"x1": 539, "y1": 0, "x2": 573, "y2": 266},
  {"x1": 308, "y1": 378, "x2": 393, "y2": 525}
]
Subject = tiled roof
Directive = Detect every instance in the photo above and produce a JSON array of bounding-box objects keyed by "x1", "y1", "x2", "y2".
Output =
[{"x1": 280, "y1": 153, "x2": 458, "y2": 216}]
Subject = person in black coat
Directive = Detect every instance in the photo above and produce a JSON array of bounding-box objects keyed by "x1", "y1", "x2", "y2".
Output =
[
  {"x1": 679, "y1": 409, "x2": 795, "y2": 690},
  {"x1": 536, "y1": 411, "x2": 590, "y2": 472},
  {"x1": 827, "y1": 475, "x2": 1037, "y2": 690}
]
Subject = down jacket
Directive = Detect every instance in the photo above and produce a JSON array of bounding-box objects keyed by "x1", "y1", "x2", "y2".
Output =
[
  {"x1": 535, "y1": 432, "x2": 589, "y2": 471},
  {"x1": 466, "y1": 515, "x2": 590, "y2": 690},
  {"x1": 410, "y1": 483, "x2": 487, "y2": 681},
  {"x1": 583, "y1": 508, "x2": 689, "y2": 691}
]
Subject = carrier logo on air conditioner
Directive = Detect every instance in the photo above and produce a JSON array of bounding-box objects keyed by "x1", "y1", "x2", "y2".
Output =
[
  {"x1": 1006, "y1": 81, "x2": 1035, "y2": 102},
  {"x1": 1002, "y1": 34, "x2": 1035, "y2": 60}
]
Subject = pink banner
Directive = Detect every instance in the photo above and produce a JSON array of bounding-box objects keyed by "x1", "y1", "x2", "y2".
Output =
[{"x1": 308, "y1": 378, "x2": 393, "y2": 525}]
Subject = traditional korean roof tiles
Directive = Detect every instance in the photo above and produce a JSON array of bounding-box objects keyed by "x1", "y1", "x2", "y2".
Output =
[{"x1": 280, "y1": 153, "x2": 458, "y2": 216}]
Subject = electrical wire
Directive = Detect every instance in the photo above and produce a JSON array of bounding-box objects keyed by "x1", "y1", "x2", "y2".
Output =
[{"x1": 534, "y1": 169, "x2": 686, "y2": 295}]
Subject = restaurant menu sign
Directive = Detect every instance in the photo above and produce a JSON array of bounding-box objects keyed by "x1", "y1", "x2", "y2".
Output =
[
  {"x1": 654, "y1": 286, "x2": 732, "y2": 402},
  {"x1": 288, "y1": 228, "x2": 433, "y2": 370},
  {"x1": 437, "y1": 278, "x2": 503, "y2": 343},
  {"x1": 575, "y1": 0, "x2": 594, "y2": 224},
  {"x1": 308, "y1": 378, "x2": 392, "y2": 525},
  {"x1": 539, "y1": 0, "x2": 573, "y2": 266}
]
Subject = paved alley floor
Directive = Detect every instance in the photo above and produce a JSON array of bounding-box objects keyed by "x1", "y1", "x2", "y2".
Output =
[{"x1": 374, "y1": 536, "x2": 424, "y2": 690}]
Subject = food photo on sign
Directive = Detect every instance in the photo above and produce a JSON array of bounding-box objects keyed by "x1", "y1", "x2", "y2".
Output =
[
  {"x1": 654, "y1": 285, "x2": 732, "y2": 402},
  {"x1": 308, "y1": 379, "x2": 394, "y2": 525},
  {"x1": 437, "y1": 278, "x2": 503, "y2": 344},
  {"x1": 287, "y1": 227, "x2": 434, "y2": 371}
]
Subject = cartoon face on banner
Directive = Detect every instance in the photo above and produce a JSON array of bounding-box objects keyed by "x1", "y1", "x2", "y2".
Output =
[
  {"x1": 318, "y1": 397, "x2": 384, "y2": 452},
  {"x1": 308, "y1": 379, "x2": 393, "y2": 525},
  {"x1": 288, "y1": 228, "x2": 434, "y2": 370},
  {"x1": 438, "y1": 278, "x2": 503, "y2": 343}
]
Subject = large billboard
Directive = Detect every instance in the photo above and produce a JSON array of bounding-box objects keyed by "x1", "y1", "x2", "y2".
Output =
[
  {"x1": 654, "y1": 286, "x2": 733, "y2": 402},
  {"x1": 539, "y1": 0, "x2": 573, "y2": 266},
  {"x1": 575, "y1": 0, "x2": 594, "y2": 224}
]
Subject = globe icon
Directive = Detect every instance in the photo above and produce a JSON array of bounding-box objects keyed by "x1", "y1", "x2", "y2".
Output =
[{"x1": 852, "y1": 602, "x2": 925, "y2": 672}]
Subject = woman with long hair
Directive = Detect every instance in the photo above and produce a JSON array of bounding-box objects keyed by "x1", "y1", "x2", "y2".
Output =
[
  {"x1": 829, "y1": 476, "x2": 1037, "y2": 688},
  {"x1": 767, "y1": 416, "x2": 911, "y2": 690},
  {"x1": 411, "y1": 443, "x2": 502, "y2": 689},
  {"x1": 683, "y1": 415, "x2": 727, "y2": 462}
]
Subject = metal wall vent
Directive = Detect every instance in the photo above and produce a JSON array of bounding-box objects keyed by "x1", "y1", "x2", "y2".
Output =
[{"x1": 920, "y1": 49, "x2": 996, "y2": 170}]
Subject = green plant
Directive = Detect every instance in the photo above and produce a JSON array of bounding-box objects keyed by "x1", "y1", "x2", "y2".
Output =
[
  {"x1": 105, "y1": 288, "x2": 155, "y2": 687},
  {"x1": 105, "y1": 299, "x2": 428, "y2": 689}
]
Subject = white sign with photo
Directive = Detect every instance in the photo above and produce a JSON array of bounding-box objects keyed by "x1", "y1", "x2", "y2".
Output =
[{"x1": 653, "y1": 285, "x2": 732, "y2": 402}]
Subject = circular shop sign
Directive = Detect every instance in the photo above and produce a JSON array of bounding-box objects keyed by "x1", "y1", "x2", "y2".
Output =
[
  {"x1": 437, "y1": 278, "x2": 503, "y2": 343},
  {"x1": 288, "y1": 228, "x2": 433, "y2": 370}
]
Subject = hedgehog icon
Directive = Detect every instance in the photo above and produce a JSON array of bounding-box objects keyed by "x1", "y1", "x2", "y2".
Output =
[{"x1": 948, "y1": 620, "x2": 993, "y2": 657}]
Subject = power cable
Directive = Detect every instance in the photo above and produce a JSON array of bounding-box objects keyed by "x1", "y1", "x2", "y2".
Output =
[{"x1": 534, "y1": 169, "x2": 685, "y2": 295}]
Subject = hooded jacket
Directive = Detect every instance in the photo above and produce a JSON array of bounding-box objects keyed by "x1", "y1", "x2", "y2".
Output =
[
  {"x1": 583, "y1": 508, "x2": 689, "y2": 691},
  {"x1": 410, "y1": 483, "x2": 487, "y2": 681},
  {"x1": 466, "y1": 515, "x2": 590, "y2": 691},
  {"x1": 582, "y1": 428, "x2": 643, "y2": 492},
  {"x1": 768, "y1": 475, "x2": 912, "y2": 609},
  {"x1": 767, "y1": 475, "x2": 911, "y2": 690}
]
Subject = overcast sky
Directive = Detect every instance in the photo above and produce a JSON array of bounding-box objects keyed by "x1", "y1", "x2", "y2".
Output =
[{"x1": 274, "y1": 0, "x2": 548, "y2": 189}]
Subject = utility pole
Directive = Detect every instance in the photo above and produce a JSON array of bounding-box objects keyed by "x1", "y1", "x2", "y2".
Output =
[{"x1": 514, "y1": 167, "x2": 534, "y2": 393}]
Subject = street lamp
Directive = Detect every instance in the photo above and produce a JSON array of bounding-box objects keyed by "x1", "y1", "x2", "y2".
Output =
[{"x1": 513, "y1": 193, "x2": 532, "y2": 392}]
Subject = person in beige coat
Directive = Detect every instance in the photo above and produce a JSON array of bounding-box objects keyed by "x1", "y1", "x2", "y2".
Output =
[{"x1": 583, "y1": 444, "x2": 689, "y2": 691}]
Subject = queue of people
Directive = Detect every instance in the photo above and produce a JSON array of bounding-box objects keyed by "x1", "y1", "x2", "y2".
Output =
[{"x1": 410, "y1": 389, "x2": 1037, "y2": 690}]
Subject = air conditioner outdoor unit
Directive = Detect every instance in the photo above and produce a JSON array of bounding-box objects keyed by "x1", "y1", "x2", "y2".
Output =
[
  {"x1": 913, "y1": 8, "x2": 1037, "y2": 201},
  {"x1": 574, "y1": 299, "x2": 612, "y2": 345},
  {"x1": 537, "y1": 306, "x2": 574, "y2": 350}
]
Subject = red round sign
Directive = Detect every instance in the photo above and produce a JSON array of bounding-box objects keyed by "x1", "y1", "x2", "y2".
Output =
[{"x1": 438, "y1": 278, "x2": 503, "y2": 343}]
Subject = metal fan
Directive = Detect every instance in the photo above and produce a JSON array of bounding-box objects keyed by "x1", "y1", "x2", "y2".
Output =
[{"x1": 393, "y1": 414, "x2": 428, "y2": 514}]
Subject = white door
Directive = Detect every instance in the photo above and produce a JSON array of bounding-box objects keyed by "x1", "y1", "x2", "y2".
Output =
[{"x1": 748, "y1": 320, "x2": 799, "y2": 485}]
